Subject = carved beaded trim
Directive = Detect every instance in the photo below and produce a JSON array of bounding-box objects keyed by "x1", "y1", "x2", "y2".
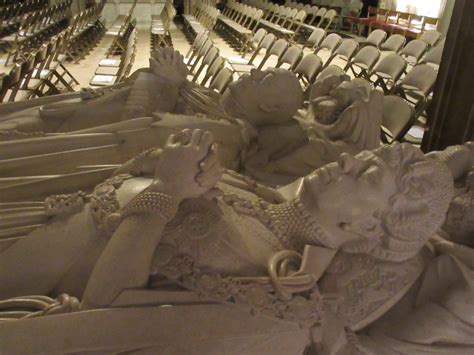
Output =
[
  {"x1": 121, "y1": 192, "x2": 178, "y2": 221},
  {"x1": 222, "y1": 193, "x2": 330, "y2": 251},
  {"x1": 44, "y1": 191, "x2": 88, "y2": 217}
]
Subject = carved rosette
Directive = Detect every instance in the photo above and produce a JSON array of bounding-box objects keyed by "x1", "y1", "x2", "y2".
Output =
[{"x1": 90, "y1": 174, "x2": 130, "y2": 235}]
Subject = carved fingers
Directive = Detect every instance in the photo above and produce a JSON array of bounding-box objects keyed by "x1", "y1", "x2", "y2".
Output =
[
  {"x1": 197, "y1": 143, "x2": 222, "y2": 190},
  {"x1": 150, "y1": 48, "x2": 188, "y2": 85},
  {"x1": 151, "y1": 129, "x2": 221, "y2": 202}
]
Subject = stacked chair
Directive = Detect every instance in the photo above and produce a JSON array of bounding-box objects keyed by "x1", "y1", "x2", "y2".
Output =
[
  {"x1": 257, "y1": 4, "x2": 307, "y2": 41},
  {"x1": 105, "y1": 1, "x2": 136, "y2": 56},
  {"x1": 0, "y1": 0, "x2": 49, "y2": 39},
  {"x1": 63, "y1": 0, "x2": 107, "y2": 63},
  {"x1": 0, "y1": 31, "x2": 81, "y2": 102},
  {"x1": 1, "y1": 0, "x2": 72, "y2": 66},
  {"x1": 90, "y1": 27, "x2": 137, "y2": 87},
  {"x1": 105, "y1": 0, "x2": 136, "y2": 37},
  {"x1": 150, "y1": 0, "x2": 176, "y2": 49},
  {"x1": 215, "y1": 0, "x2": 264, "y2": 56},
  {"x1": 183, "y1": 31, "x2": 234, "y2": 93},
  {"x1": 183, "y1": 0, "x2": 220, "y2": 40}
]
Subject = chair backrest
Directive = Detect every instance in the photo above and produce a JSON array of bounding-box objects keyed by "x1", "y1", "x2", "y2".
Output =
[
  {"x1": 267, "y1": 38, "x2": 289, "y2": 59},
  {"x1": 400, "y1": 39, "x2": 428, "y2": 64},
  {"x1": 352, "y1": 46, "x2": 380, "y2": 70},
  {"x1": 294, "y1": 53, "x2": 323, "y2": 83},
  {"x1": 366, "y1": 6, "x2": 377, "y2": 18},
  {"x1": 423, "y1": 16, "x2": 439, "y2": 31},
  {"x1": 420, "y1": 45, "x2": 443, "y2": 67},
  {"x1": 315, "y1": 7, "x2": 326, "y2": 18},
  {"x1": 365, "y1": 29, "x2": 387, "y2": 48},
  {"x1": 320, "y1": 8, "x2": 336, "y2": 29},
  {"x1": 259, "y1": 33, "x2": 277, "y2": 50},
  {"x1": 277, "y1": 45, "x2": 303, "y2": 70},
  {"x1": 400, "y1": 64, "x2": 437, "y2": 96},
  {"x1": 333, "y1": 39, "x2": 358, "y2": 60},
  {"x1": 373, "y1": 53, "x2": 407, "y2": 81},
  {"x1": 207, "y1": 56, "x2": 224, "y2": 79},
  {"x1": 317, "y1": 64, "x2": 344, "y2": 81},
  {"x1": 307, "y1": 28, "x2": 326, "y2": 48},
  {"x1": 408, "y1": 14, "x2": 424, "y2": 30},
  {"x1": 396, "y1": 11, "x2": 410, "y2": 27},
  {"x1": 419, "y1": 30, "x2": 441, "y2": 47},
  {"x1": 382, "y1": 95, "x2": 414, "y2": 142},
  {"x1": 318, "y1": 33, "x2": 341, "y2": 53},
  {"x1": 210, "y1": 67, "x2": 233, "y2": 94},
  {"x1": 252, "y1": 28, "x2": 267, "y2": 46},
  {"x1": 381, "y1": 34, "x2": 406, "y2": 53},
  {"x1": 202, "y1": 46, "x2": 219, "y2": 66}
]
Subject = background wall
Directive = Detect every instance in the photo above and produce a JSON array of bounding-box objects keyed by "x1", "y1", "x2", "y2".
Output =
[{"x1": 101, "y1": 0, "x2": 165, "y2": 25}]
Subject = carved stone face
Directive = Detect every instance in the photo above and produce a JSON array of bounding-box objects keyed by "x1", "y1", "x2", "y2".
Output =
[
  {"x1": 221, "y1": 68, "x2": 303, "y2": 126},
  {"x1": 298, "y1": 150, "x2": 397, "y2": 248},
  {"x1": 311, "y1": 81, "x2": 363, "y2": 125}
]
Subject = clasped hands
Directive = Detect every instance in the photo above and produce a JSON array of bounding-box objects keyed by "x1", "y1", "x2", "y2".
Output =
[{"x1": 146, "y1": 129, "x2": 222, "y2": 204}]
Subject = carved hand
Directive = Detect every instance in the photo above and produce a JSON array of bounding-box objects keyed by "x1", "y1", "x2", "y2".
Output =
[
  {"x1": 150, "y1": 48, "x2": 189, "y2": 86},
  {"x1": 147, "y1": 129, "x2": 222, "y2": 203}
]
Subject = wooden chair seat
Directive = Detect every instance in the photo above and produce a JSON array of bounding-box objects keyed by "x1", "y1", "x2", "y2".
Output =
[{"x1": 94, "y1": 66, "x2": 119, "y2": 76}]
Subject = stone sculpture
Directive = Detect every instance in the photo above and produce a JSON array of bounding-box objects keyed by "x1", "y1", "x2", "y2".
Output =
[
  {"x1": 0, "y1": 49, "x2": 384, "y2": 200},
  {"x1": 1, "y1": 128, "x2": 473, "y2": 354},
  {"x1": 244, "y1": 73, "x2": 384, "y2": 185}
]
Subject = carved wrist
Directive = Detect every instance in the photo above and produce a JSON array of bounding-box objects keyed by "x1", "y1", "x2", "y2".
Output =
[{"x1": 121, "y1": 192, "x2": 178, "y2": 221}]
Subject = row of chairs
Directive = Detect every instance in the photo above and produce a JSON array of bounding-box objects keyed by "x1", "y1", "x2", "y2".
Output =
[
  {"x1": 248, "y1": 0, "x2": 339, "y2": 35},
  {"x1": 183, "y1": 31, "x2": 234, "y2": 94},
  {"x1": 0, "y1": 0, "x2": 46, "y2": 6},
  {"x1": 183, "y1": 0, "x2": 220, "y2": 39},
  {"x1": 186, "y1": 28, "x2": 421, "y2": 144},
  {"x1": 1, "y1": 0, "x2": 71, "y2": 66},
  {"x1": 350, "y1": 6, "x2": 439, "y2": 39},
  {"x1": 150, "y1": 0, "x2": 176, "y2": 49},
  {"x1": 63, "y1": 0, "x2": 106, "y2": 63},
  {"x1": 90, "y1": 26, "x2": 137, "y2": 87},
  {"x1": 254, "y1": 1, "x2": 307, "y2": 41},
  {"x1": 0, "y1": 0, "x2": 49, "y2": 36},
  {"x1": 0, "y1": 30, "x2": 79, "y2": 102},
  {"x1": 105, "y1": 0, "x2": 136, "y2": 56},
  {"x1": 215, "y1": 1, "x2": 263, "y2": 55},
  {"x1": 306, "y1": 28, "x2": 443, "y2": 73}
]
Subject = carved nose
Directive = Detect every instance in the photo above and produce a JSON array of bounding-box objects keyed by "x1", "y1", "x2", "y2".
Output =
[{"x1": 338, "y1": 153, "x2": 365, "y2": 175}]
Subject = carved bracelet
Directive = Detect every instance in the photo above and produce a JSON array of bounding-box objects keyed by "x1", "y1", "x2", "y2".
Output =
[{"x1": 121, "y1": 192, "x2": 178, "y2": 221}]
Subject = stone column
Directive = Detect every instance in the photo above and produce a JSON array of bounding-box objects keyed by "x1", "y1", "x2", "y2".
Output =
[{"x1": 422, "y1": 0, "x2": 474, "y2": 151}]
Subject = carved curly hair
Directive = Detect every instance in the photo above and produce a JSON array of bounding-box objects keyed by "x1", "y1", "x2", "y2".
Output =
[{"x1": 341, "y1": 143, "x2": 454, "y2": 262}]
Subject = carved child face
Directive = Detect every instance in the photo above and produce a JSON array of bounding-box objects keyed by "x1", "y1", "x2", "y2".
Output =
[
  {"x1": 298, "y1": 150, "x2": 397, "y2": 248},
  {"x1": 221, "y1": 68, "x2": 303, "y2": 126}
]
